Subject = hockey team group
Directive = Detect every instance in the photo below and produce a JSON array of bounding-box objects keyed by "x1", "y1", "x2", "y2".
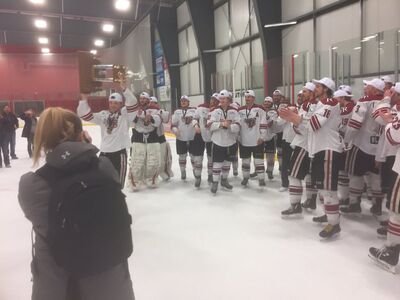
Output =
[{"x1": 77, "y1": 76, "x2": 400, "y2": 274}]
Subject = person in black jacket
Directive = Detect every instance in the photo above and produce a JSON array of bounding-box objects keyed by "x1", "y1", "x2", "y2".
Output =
[
  {"x1": 0, "y1": 106, "x2": 15, "y2": 168},
  {"x1": 20, "y1": 109, "x2": 37, "y2": 158},
  {"x1": 2, "y1": 106, "x2": 19, "y2": 159}
]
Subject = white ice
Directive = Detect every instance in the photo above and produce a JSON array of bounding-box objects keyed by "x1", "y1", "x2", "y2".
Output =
[{"x1": 0, "y1": 125, "x2": 399, "y2": 300}]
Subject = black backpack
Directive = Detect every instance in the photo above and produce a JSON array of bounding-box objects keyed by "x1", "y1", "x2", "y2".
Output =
[{"x1": 36, "y1": 157, "x2": 133, "y2": 277}]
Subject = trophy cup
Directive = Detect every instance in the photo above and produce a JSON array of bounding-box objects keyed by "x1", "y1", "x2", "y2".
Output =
[{"x1": 78, "y1": 52, "x2": 129, "y2": 93}]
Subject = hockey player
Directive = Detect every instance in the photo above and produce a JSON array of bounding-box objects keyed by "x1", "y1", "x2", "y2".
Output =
[
  {"x1": 280, "y1": 82, "x2": 318, "y2": 216},
  {"x1": 336, "y1": 87, "x2": 355, "y2": 207},
  {"x1": 151, "y1": 97, "x2": 174, "y2": 181},
  {"x1": 195, "y1": 93, "x2": 220, "y2": 184},
  {"x1": 237, "y1": 90, "x2": 267, "y2": 187},
  {"x1": 77, "y1": 78, "x2": 137, "y2": 187},
  {"x1": 171, "y1": 96, "x2": 201, "y2": 185},
  {"x1": 342, "y1": 78, "x2": 389, "y2": 215},
  {"x1": 227, "y1": 91, "x2": 240, "y2": 177},
  {"x1": 129, "y1": 92, "x2": 162, "y2": 190},
  {"x1": 275, "y1": 96, "x2": 296, "y2": 192},
  {"x1": 262, "y1": 97, "x2": 278, "y2": 180},
  {"x1": 208, "y1": 90, "x2": 240, "y2": 194},
  {"x1": 369, "y1": 82, "x2": 400, "y2": 273},
  {"x1": 381, "y1": 75, "x2": 394, "y2": 92}
]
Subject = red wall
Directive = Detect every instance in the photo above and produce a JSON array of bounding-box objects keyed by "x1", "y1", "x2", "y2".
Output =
[{"x1": 0, "y1": 52, "x2": 107, "y2": 112}]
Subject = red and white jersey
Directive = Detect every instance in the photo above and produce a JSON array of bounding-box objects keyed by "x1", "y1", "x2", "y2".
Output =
[
  {"x1": 344, "y1": 95, "x2": 386, "y2": 155},
  {"x1": 385, "y1": 110, "x2": 400, "y2": 173},
  {"x1": 307, "y1": 98, "x2": 343, "y2": 157},
  {"x1": 195, "y1": 103, "x2": 212, "y2": 142},
  {"x1": 131, "y1": 102, "x2": 162, "y2": 134},
  {"x1": 276, "y1": 106, "x2": 296, "y2": 143},
  {"x1": 376, "y1": 104, "x2": 400, "y2": 162},
  {"x1": 208, "y1": 106, "x2": 240, "y2": 147},
  {"x1": 171, "y1": 107, "x2": 198, "y2": 141},
  {"x1": 157, "y1": 109, "x2": 170, "y2": 137},
  {"x1": 230, "y1": 101, "x2": 241, "y2": 110},
  {"x1": 291, "y1": 99, "x2": 318, "y2": 150},
  {"x1": 237, "y1": 104, "x2": 267, "y2": 147},
  {"x1": 77, "y1": 88, "x2": 138, "y2": 153},
  {"x1": 265, "y1": 109, "x2": 278, "y2": 141},
  {"x1": 339, "y1": 101, "x2": 355, "y2": 137}
]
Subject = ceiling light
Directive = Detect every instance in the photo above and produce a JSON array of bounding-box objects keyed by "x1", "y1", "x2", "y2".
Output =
[
  {"x1": 115, "y1": 0, "x2": 131, "y2": 11},
  {"x1": 29, "y1": 0, "x2": 45, "y2": 4},
  {"x1": 331, "y1": 46, "x2": 338, "y2": 50},
  {"x1": 94, "y1": 39, "x2": 105, "y2": 47},
  {"x1": 353, "y1": 46, "x2": 361, "y2": 50},
  {"x1": 380, "y1": 41, "x2": 385, "y2": 45},
  {"x1": 38, "y1": 37, "x2": 48, "y2": 44},
  {"x1": 41, "y1": 48, "x2": 50, "y2": 54},
  {"x1": 293, "y1": 54, "x2": 299, "y2": 58},
  {"x1": 90, "y1": 49, "x2": 98, "y2": 55},
  {"x1": 102, "y1": 23, "x2": 114, "y2": 33},
  {"x1": 34, "y1": 19, "x2": 47, "y2": 29}
]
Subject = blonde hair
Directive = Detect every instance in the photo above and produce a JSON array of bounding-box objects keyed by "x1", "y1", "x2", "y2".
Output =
[{"x1": 33, "y1": 107, "x2": 83, "y2": 166}]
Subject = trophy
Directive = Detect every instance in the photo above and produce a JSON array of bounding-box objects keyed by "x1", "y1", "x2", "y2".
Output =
[{"x1": 78, "y1": 51, "x2": 129, "y2": 93}]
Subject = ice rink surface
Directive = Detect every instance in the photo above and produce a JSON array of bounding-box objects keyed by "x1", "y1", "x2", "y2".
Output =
[{"x1": 1, "y1": 125, "x2": 399, "y2": 300}]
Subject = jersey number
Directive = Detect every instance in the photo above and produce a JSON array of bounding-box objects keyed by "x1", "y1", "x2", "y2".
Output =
[{"x1": 323, "y1": 109, "x2": 331, "y2": 118}]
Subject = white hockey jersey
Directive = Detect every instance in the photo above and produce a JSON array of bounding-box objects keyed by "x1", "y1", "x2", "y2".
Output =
[
  {"x1": 208, "y1": 106, "x2": 240, "y2": 147},
  {"x1": 77, "y1": 88, "x2": 138, "y2": 153},
  {"x1": 345, "y1": 95, "x2": 387, "y2": 155},
  {"x1": 237, "y1": 104, "x2": 267, "y2": 147},
  {"x1": 339, "y1": 101, "x2": 355, "y2": 137},
  {"x1": 171, "y1": 107, "x2": 198, "y2": 141},
  {"x1": 385, "y1": 111, "x2": 400, "y2": 174},
  {"x1": 157, "y1": 109, "x2": 170, "y2": 137},
  {"x1": 131, "y1": 102, "x2": 162, "y2": 134},
  {"x1": 307, "y1": 98, "x2": 343, "y2": 157},
  {"x1": 265, "y1": 109, "x2": 278, "y2": 141},
  {"x1": 195, "y1": 103, "x2": 212, "y2": 142},
  {"x1": 376, "y1": 104, "x2": 399, "y2": 162},
  {"x1": 291, "y1": 99, "x2": 318, "y2": 150}
]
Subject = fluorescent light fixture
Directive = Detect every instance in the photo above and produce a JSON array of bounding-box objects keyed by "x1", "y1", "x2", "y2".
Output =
[
  {"x1": 293, "y1": 54, "x2": 299, "y2": 58},
  {"x1": 380, "y1": 41, "x2": 385, "y2": 45},
  {"x1": 94, "y1": 39, "x2": 105, "y2": 47},
  {"x1": 90, "y1": 49, "x2": 98, "y2": 55},
  {"x1": 353, "y1": 46, "x2": 361, "y2": 50},
  {"x1": 331, "y1": 46, "x2": 338, "y2": 50},
  {"x1": 34, "y1": 19, "x2": 47, "y2": 29},
  {"x1": 38, "y1": 37, "x2": 48, "y2": 44},
  {"x1": 361, "y1": 34, "x2": 378, "y2": 42},
  {"x1": 29, "y1": 0, "x2": 45, "y2": 4},
  {"x1": 41, "y1": 48, "x2": 50, "y2": 53},
  {"x1": 115, "y1": 0, "x2": 131, "y2": 11},
  {"x1": 264, "y1": 21, "x2": 297, "y2": 28},
  {"x1": 102, "y1": 23, "x2": 114, "y2": 33},
  {"x1": 203, "y1": 49, "x2": 223, "y2": 53}
]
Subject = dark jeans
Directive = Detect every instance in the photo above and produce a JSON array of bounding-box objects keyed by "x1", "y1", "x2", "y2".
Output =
[
  {"x1": 281, "y1": 140, "x2": 293, "y2": 188},
  {"x1": 0, "y1": 133, "x2": 11, "y2": 166},
  {"x1": 9, "y1": 130, "x2": 16, "y2": 157},
  {"x1": 27, "y1": 134, "x2": 34, "y2": 158}
]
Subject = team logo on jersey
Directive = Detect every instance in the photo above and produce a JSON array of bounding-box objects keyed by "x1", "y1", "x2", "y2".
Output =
[
  {"x1": 183, "y1": 116, "x2": 193, "y2": 125},
  {"x1": 244, "y1": 118, "x2": 256, "y2": 128}
]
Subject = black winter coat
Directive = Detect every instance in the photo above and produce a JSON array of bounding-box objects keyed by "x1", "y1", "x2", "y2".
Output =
[{"x1": 20, "y1": 113, "x2": 37, "y2": 138}]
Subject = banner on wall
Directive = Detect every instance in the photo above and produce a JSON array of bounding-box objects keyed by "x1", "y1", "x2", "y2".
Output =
[{"x1": 154, "y1": 41, "x2": 165, "y2": 88}]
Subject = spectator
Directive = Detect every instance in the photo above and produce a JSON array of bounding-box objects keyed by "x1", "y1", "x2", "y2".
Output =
[
  {"x1": 0, "y1": 106, "x2": 14, "y2": 168},
  {"x1": 2, "y1": 105, "x2": 19, "y2": 159},
  {"x1": 20, "y1": 109, "x2": 37, "y2": 158},
  {"x1": 18, "y1": 107, "x2": 135, "y2": 300}
]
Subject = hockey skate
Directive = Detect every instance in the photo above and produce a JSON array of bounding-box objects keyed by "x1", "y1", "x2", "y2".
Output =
[
  {"x1": 312, "y1": 214, "x2": 328, "y2": 223},
  {"x1": 370, "y1": 203, "x2": 382, "y2": 216},
  {"x1": 281, "y1": 203, "x2": 302, "y2": 217},
  {"x1": 221, "y1": 178, "x2": 233, "y2": 190},
  {"x1": 266, "y1": 171, "x2": 274, "y2": 181},
  {"x1": 279, "y1": 187, "x2": 288, "y2": 192},
  {"x1": 211, "y1": 182, "x2": 219, "y2": 194},
  {"x1": 207, "y1": 174, "x2": 213, "y2": 183},
  {"x1": 259, "y1": 179, "x2": 266, "y2": 187},
  {"x1": 319, "y1": 224, "x2": 341, "y2": 239},
  {"x1": 302, "y1": 197, "x2": 316, "y2": 210},
  {"x1": 250, "y1": 172, "x2": 258, "y2": 179},
  {"x1": 194, "y1": 176, "x2": 201, "y2": 188},
  {"x1": 241, "y1": 178, "x2": 249, "y2": 186},
  {"x1": 377, "y1": 226, "x2": 387, "y2": 237},
  {"x1": 369, "y1": 245, "x2": 400, "y2": 274},
  {"x1": 340, "y1": 203, "x2": 361, "y2": 214}
]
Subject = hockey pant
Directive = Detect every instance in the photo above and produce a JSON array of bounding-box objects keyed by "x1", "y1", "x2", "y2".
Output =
[
  {"x1": 130, "y1": 142, "x2": 161, "y2": 186},
  {"x1": 159, "y1": 142, "x2": 174, "y2": 180}
]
